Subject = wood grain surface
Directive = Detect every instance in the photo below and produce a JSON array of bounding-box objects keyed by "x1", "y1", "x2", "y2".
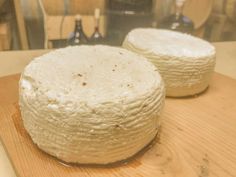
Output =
[
  {"x1": 183, "y1": 0, "x2": 214, "y2": 29},
  {"x1": 0, "y1": 73, "x2": 236, "y2": 177},
  {"x1": 41, "y1": 0, "x2": 106, "y2": 15}
]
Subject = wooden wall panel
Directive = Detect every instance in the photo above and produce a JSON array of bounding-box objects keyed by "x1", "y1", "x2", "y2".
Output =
[{"x1": 41, "y1": 0, "x2": 106, "y2": 15}]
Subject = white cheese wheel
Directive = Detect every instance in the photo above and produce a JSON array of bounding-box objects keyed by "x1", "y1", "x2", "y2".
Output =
[
  {"x1": 123, "y1": 29, "x2": 216, "y2": 97},
  {"x1": 19, "y1": 45, "x2": 165, "y2": 164}
]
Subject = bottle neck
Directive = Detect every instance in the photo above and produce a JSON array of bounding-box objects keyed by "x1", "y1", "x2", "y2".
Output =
[
  {"x1": 75, "y1": 20, "x2": 83, "y2": 31},
  {"x1": 175, "y1": 5, "x2": 183, "y2": 19},
  {"x1": 175, "y1": 0, "x2": 184, "y2": 19},
  {"x1": 94, "y1": 18, "x2": 100, "y2": 32}
]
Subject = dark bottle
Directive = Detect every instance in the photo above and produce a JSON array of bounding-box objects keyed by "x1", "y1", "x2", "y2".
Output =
[
  {"x1": 90, "y1": 8, "x2": 104, "y2": 44},
  {"x1": 159, "y1": 0, "x2": 194, "y2": 34},
  {"x1": 68, "y1": 15, "x2": 88, "y2": 45}
]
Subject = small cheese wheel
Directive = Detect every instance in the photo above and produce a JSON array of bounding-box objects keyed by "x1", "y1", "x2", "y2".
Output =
[
  {"x1": 123, "y1": 29, "x2": 216, "y2": 97},
  {"x1": 19, "y1": 45, "x2": 165, "y2": 164}
]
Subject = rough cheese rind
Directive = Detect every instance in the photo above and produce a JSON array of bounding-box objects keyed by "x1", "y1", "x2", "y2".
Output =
[
  {"x1": 19, "y1": 45, "x2": 165, "y2": 164},
  {"x1": 123, "y1": 28, "x2": 216, "y2": 97}
]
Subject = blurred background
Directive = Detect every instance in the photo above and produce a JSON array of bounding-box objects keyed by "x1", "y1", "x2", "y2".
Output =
[{"x1": 0, "y1": 0, "x2": 236, "y2": 51}]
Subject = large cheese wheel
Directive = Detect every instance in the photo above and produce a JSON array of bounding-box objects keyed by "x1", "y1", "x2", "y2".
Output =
[
  {"x1": 19, "y1": 45, "x2": 165, "y2": 164},
  {"x1": 123, "y1": 29, "x2": 216, "y2": 97}
]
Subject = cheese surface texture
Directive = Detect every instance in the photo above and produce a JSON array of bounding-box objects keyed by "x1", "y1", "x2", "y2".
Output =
[
  {"x1": 19, "y1": 45, "x2": 165, "y2": 164},
  {"x1": 123, "y1": 29, "x2": 216, "y2": 97}
]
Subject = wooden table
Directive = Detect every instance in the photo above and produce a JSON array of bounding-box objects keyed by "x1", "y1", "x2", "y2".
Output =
[{"x1": 0, "y1": 42, "x2": 236, "y2": 177}]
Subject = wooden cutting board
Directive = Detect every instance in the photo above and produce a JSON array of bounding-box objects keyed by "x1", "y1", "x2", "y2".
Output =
[{"x1": 0, "y1": 73, "x2": 236, "y2": 177}]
